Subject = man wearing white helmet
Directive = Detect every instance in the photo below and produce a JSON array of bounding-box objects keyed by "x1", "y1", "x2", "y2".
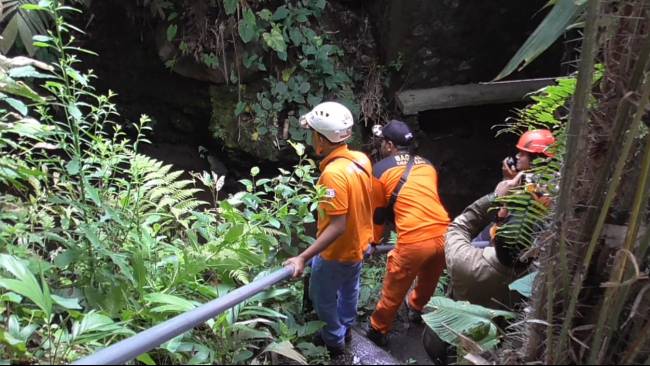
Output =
[{"x1": 284, "y1": 101, "x2": 374, "y2": 357}]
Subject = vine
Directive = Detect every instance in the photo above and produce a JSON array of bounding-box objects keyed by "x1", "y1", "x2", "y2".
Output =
[{"x1": 139, "y1": 0, "x2": 358, "y2": 152}]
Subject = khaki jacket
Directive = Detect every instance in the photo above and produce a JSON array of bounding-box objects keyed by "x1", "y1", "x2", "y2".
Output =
[{"x1": 445, "y1": 194, "x2": 527, "y2": 310}]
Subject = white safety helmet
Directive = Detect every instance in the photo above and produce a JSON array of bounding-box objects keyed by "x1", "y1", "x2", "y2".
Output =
[{"x1": 299, "y1": 102, "x2": 353, "y2": 143}]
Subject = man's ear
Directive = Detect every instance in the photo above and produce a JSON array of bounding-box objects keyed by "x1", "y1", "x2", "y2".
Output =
[{"x1": 387, "y1": 140, "x2": 395, "y2": 151}]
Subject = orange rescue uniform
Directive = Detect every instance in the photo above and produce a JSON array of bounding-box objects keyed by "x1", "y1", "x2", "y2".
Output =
[
  {"x1": 370, "y1": 153, "x2": 451, "y2": 334},
  {"x1": 317, "y1": 145, "x2": 374, "y2": 262}
]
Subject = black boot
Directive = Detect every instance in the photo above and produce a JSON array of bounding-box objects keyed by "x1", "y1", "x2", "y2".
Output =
[
  {"x1": 404, "y1": 298, "x2": 423, "y2": 323},
  {"x1": 313, "y1": 333, "x2": 346, "y2": 358},
  {"x1": 366, "y1": 326, "x2": 389, "y2": 347}
]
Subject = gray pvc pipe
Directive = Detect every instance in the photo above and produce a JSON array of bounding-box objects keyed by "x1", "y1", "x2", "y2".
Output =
[{"x1": 73, "y1": 265, "x2": 294, "y2": 365}]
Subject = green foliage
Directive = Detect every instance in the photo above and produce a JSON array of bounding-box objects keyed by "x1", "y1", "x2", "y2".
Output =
[
  {"x1": 495, "y1": 0, "x2": 587, "y2": 80},
  {"x1": 144, "y1": 0, "x2": 358, "y2": 150},
  {"x1": 508, "y1": 271, "x2": 537, "y2": 298},
  {"x1": 422, "y1": 297, "x2": 515, "y2": 352},
  {"x1": 494, "y1": 76, "x2": 575, "y2": 252},
  {"x1": 237, "y1": 0, "x2": 356, "y2": 146},
  {"x1": 0, "y1": 2, "x2": 328, "y2": 364},
  {"x1": 494, "y1": 70, "x2": 603, "y2": 253}
]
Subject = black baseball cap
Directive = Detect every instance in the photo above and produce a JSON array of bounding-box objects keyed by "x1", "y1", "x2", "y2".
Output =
[{"x1": 379, "y1": 120, "x2": 414, "y2": 146}]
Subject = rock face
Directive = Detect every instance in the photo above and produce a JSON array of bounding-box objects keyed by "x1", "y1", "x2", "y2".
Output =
[
  {"x1": 368, "y1": 0, "x2": 563, "y2": 91},
  {"x1": 79, "y1": 0, "x2": 564, "y2": 208}
]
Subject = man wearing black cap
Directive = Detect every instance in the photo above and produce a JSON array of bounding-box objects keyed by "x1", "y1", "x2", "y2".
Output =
[{"x1": 366, "y1": 120, "x2": 451, "y2": 346}]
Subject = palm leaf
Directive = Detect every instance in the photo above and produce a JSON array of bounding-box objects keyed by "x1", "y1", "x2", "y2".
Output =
[
  {"x1": 262, "y1": 341, "x2": 307, "y2": 365},
  {"x1": 0, "y1": 254, "x2": 52, "y2": 316},
  {"x1": 495, "y1": 0, "x2": 587, "y2": 80},
  {"x1": 0, "y1": 0, "x2": 52, "y2": 56}
]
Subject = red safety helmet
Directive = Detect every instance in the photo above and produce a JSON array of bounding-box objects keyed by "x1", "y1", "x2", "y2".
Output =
[{"x1": 516, "y1": 129, "x2": 556, "y2": 157}]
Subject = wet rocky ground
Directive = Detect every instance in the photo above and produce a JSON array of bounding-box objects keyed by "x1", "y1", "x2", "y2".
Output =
[{"x1": 329, "y1": 301, "x2": 434, "y2": 365}]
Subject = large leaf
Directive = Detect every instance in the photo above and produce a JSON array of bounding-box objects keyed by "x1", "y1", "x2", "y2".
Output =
[
  {"x1": 495, "y1": 0, "x2": 587, "y2": 80},
  {"x1": 0, "y1": 254, "x2": 52, "y2": 316},
  {"x1": 263, "y1": 341, "x2": 307, "y2": 365},
  {"x1": 0, "y1": 1, "x2": 52, "y2": 56},
  {"x1": 223, "y1": 0, "x2": 237, "y2": 15},
  {"x1": 238, "y1": 8, "x2": 257, "y2": 43},
  {"x1": 509, "y1": 271, "x2": 538, "y2": 298},
  {"x1": 70, "y1": 311, "x2": 134, "y2": 343},
  {"x1": 422, "y1": 297, "x2": 515, "y2": 350},
  {"x1": 144, "y1": 292, "x2": 198, "y2": 314}
]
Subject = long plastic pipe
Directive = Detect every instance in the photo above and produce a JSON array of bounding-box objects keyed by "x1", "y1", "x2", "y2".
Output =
[{"x1": 73, "y1": 265, "x2": 294, "y2": 365}]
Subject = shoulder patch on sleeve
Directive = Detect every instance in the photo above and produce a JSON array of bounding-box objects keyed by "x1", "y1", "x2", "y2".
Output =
[{"x1": 325, "y1": 188, "x2": 337, "y2": 199}]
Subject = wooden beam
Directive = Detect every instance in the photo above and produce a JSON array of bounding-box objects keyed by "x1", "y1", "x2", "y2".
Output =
[{"x1": 396, "y1": 77, "x2": 558, "y2": 115}]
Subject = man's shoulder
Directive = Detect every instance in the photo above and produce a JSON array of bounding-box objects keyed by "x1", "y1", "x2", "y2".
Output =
[{"x1": 373, "y1": 155, "x2": 400, "y2": 178}]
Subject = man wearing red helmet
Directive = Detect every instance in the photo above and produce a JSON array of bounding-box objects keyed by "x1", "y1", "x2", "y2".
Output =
[{"x1": 502, "y1": 129, "x2": 556, "y2": 179}]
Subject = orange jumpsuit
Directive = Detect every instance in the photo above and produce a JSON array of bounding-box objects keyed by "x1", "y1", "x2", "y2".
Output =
[{"x1": 370, "y1": 153, "x2": 450, "y2": 334}]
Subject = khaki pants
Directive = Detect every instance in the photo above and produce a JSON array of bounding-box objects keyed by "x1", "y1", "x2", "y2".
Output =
[{"x1": 370, "y1": 235, "x2": 446, "y2": 334}]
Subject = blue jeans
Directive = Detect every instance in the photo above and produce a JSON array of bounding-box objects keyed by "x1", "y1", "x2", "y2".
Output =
[{"x1": 309, "y1": 255, "x2": 362, "y2": 348}]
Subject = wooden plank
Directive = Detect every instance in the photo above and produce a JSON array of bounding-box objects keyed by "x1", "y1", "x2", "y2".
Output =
[{"x1": 396, "y1": 77, "x2": 558, "y2": 115}]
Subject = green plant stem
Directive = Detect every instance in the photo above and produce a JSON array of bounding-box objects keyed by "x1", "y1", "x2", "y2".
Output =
[
  {"x1": 588, "y1": 130, "x2": 650, "y2": 363},
  {"x1": 553, "y1": 0, "x2": 601, "y2": 360},
  {"x1": 574, "y1": 69, "x2": 650, "y2": 361},
  {"x1": 51, "y1": 6, "x2": 94, "y2": 272},
  {"x1": 622, "y1": 319, "x2": 650, "y2": 364}
]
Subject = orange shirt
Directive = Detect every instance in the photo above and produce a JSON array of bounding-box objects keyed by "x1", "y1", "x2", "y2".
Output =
[
  {"x1": 317, "y1": 145, "x2": 374, "y2": 262},
  {"x1": 373, "y1": 153, "x2": 450, "y2": 245}
]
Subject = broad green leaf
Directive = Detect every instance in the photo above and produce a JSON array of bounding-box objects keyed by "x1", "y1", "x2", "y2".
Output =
[
  {"x1": 289, "y1": 27, "x2": 305, "y2": 46},
  {"x1": 67, "y1": 102, "x2": 82, "y2": 121},
  {"x1": 224, "y1": 0, "x2": 238, "y2": 15},
  {"x1": 232, "y1": 350, "x2": 254, "y2": 364},
  {"x1": 8, "y1": 65, "x2": 52, "y2": 79},
  {"x1": 20, "y1": 4, "x2": 47, "y2": 10},
  {"x1": 166, "y1": 24, "x2": 177, "y2": 42},
  {"x1": 422, "y1": 297, "x2": 514, "y2": 350},
  {"x1": 0, "y1": 76, "x2": 44, "y2": 102},
  {"x1": 51, "y1": 294, "x2": 82, "y2": 310},
  {"x1": 4, "y1": 97, "x2": 28, "y2": 116},
  {"x1": 54, "y1": 249, "x2": 80, "y2": 268},
  {"x1": 258, "y1": 8, "x2": 273, "y2": 21},
  {"x1": 0, "y1": 254, "x2": 51, "y2": 316},
  {"x1": 71, "y1": 311, "x2": 134, "y2": 342},
  {"x1": 0, "y1": 17, "x2": 19, "y2": 55},
  {"x1": 272, "y1": 6, "x2": 290, "y2": 21},
  {"x1": 288, "y1": 141, "x2": 305, "y2": 156},
  {"x1": 509, "y1": 271, "x2": 538, "y2": 298},
  {"x1": 136, "y1": 353, "x2": 156, "y2": 366},
  {"x1": 65, "y1": 67, "x2": 88, "y2": 87},
  {"x1": 495, "y1": 0, "x2": 586, "y2": 80},
  {"x1": 263, "y1": 341, "x2": 307, "y2": 365},
  {"x1": 309, "y1": 0, "x2": 326, "y2": 10},
  {"x1": 240, "y1": 305, "x2": 287, "y2": 319},
  {"x1": 0, "y1": 292, "x2": 23, "y2": 304},
  {"x1": 297, "y1": 320, "x2": 325, "y2": 337},
  {"x1": 235, "y1": 101, "x2": 247, "y2": 116},
  {"x1": 32, "y1": 35, "x2": 53, "y2": 43},
  {"x1": 238, "y1": 8, "x2": 257, "y2": 43},
  {"x1": 262, "y1": 26, "x2": 286, "y2": 53},
  {"x1": 66, "y1": 157, "x2": 80, "y2": 175},
  {"x1": 224, "y1": 223, "x2": 245, "y2": 243},
  {"x1": 268, "y1": 217, "x2": 281, "y2": 229},
  {"x1": 146, "y1": 294, "x2": 198, "y2": 315}
]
